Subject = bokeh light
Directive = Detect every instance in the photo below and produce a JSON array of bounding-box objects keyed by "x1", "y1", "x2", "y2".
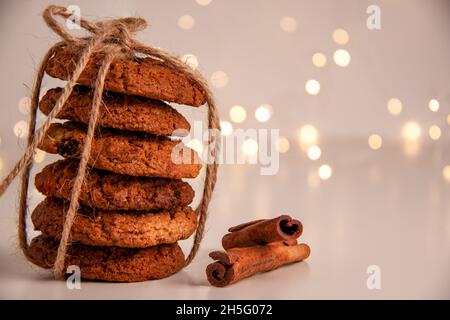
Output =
[
  {"x1": 243, "y1": 139, "x2": 259, "y2": 156},
  {"x1": 402, "y1": 121, "x2": 421, "y2": 157},
  {"x1": 428, "y1": 99, "x2": 439, "y2": 112},
  {"x1": 181, "y1": 54, "x2": 199, "y2": 69},
  {"x1": 402, "y1": 121, "x2": 421, "y2": 141},
  {"x1": 280, "y1": 16, "x2": 297, "y2": 33},
  {"x1": 196, "y1": 0, "x2": 212, "y2": 5},
  {"x1": 298, "y1": 124, "x2": 318, "y2": 146},
  {"x1": 255, "y1": 104, "x2": 272, "y2": 122},
  {"x1": 307, "y1": 145, "x2": 321, "y2": 160},
  {"x1": 387, "y1": 98, "x2": 402, "y2": 115},
  {"x1": 178, "y1": 15, "x2": 195, "y2": 30},
  {"x1": 312, "y1": 53, "x2": 327, "y2": 67},
  {"x1": 318, "y1": 164, "x2": 333, "y2": 180},
  {"x1": 443, "y1": 165, "x2": 450, "y2": 182},
  {"x1": 276, "y1": 137, "x2": 290, "y2": 153},
  {"x1": 305, "y1": 79, "x2": 320, "y2": 95},
  {"x1": 229, "y1": 105, "x2": 246, "y2": 123},
  {"x1": 220, "y1": 120, "x2": 233, "y2": 136},
  {"x1": 13, "y1": 121, "x2": 28, "y2": 138},
  {"x1": 210, "y1": 70, "x2": 229, "y2": 88},
  {"x1": 333, "y1": 49, "x2": 351, "y2": 67},
  {"x1": 368, "y1": 134, "x2": 383, "y2": 150},
  {"x1": 332, "y1": 28, "x2": 349, "y2": 45},
  {"x1": 428, "y1": 125, "x2": 441, "y2": 140}
]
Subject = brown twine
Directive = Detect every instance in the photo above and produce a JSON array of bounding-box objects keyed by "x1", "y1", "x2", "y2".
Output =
[{"x1": 0, "y1": 5, "x2": 220, "y2": 278}]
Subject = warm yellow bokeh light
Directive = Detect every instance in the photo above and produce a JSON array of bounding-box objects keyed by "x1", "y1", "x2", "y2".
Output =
[
  {"x1": 428, "y1": 99, "x2": 440, "y2": 112},
  {"x1": 332, "y1": 28, "x2": 349, "y2": 45},
  {"x1": 447, "y1": 115, "x2": 450, "y2": 126},
  {"x1": 0, "y1": 157, "x2": 3, "y2": 172},
  {"x1": 402, "y1": 121, "x2": 421, "y2": 141},
  {"x1": 333, "y1": 49, "x2": 351, "y2": 67},
  {"x1": 312, "y1": 53, "x2": 327, "y2": 67},
  {"x1": 280, "y1": 16, "x2": 297, "y2": 33},
  {"x1": 307, "y1": 145, "x2": 321, "y2": 160},
  {"x1": 229, "y1": 105, "x2": 246, "y2": 123},
  {"x1": 243, "y1": 139, "x2": 259, "y2": 156},
  {"x1": 33, "y1": 149, "x2": 46, "y2": 163},
  {"x1": 368, "y1": 134, "x2": 383, "y2": 150},
  {"x1": 305, "y1": 79, "x2": 320, "y2": 95},
  {"x1": 187, "y1": 139, "x2": 204, "y2": 155},
  {"x1": 181, "y1": 54, "x2": 199, "y2": 69},
  {"x1": 220, "y1": 121, "x2": 233, "y2": 136},
  {"x1": 428, "y1": 125, "x2": 441, "y2": 140},
  {"x1": 276, "y1": 137, "x2": 290, "y2": 153},
  {"x1": 387, "y1": 98, "x2": 402, "y2": 115},
  {"x1": 210, "y1": 70, "x2": 229, "y2": 88},
  {"x1": 255, "y1": 104, "x2": 272, "y2": 122},
  {"x1": 196, "y1": 0, "x2": 212, "y2": 5},
  {"x1": 178, "y1": 15, "x2": 195, "y2": 30},
  {"x1": 318, "y1": 164, "x2": 333, "y2": 180},
  {"x1": 299, "y1": 124, "x2": 318, "y2": 145},
  {"x1": 443, "y1": 165, "x2": 450, "y2": 182},
  {"x1": 13, "y1": 120, "x2": 28, "y2": 138}
]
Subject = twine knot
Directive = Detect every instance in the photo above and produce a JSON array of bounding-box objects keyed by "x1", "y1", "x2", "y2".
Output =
[{"x1": 44, "y1": 5, "x2": 148, "y2": 55}]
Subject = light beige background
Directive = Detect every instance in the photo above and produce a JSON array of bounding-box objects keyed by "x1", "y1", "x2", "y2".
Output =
[{"x1": 0, "y1": 0, "x2": 449, "y2": 299}]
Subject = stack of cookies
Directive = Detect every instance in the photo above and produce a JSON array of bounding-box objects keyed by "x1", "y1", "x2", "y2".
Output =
[{"x1": 27, "y1": 45, "x2": 206, "y2": 282}]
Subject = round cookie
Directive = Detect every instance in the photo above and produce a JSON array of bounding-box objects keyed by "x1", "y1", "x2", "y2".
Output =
[
  {"x1": 38, "y1": 121, "x2": 202, "y2": 179},
  {"x1": 32, "y1": 197, "x2": 198, "y2": 248},
  {"x1": 35, "y1": 159, "x2": 195, "y2": 211},
  {"x1": 27, "y1": 235, "x2": 185, "y2": 282},
  {"x1": 45, "y1": 45, "x2": 207, "y2": 107},
  {"x1": 39, "y1": 86, "x2": 190, "y2": 136}
]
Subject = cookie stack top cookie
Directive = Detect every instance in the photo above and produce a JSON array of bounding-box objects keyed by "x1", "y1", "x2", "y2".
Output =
[
  {"x1": 46, "y1": 46, "x2": 207, "y2": 107},
  {"x1": 27, "y1": 44, "x2": 207, "y2": 282}
]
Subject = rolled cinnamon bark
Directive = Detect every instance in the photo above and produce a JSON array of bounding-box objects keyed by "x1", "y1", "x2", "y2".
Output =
[
  {"x1": 222, "y1": 215, "x2": 303, "y2": 249},
  {"x1": 206, "y1": 241, "x2": 310, "y2": 287}
]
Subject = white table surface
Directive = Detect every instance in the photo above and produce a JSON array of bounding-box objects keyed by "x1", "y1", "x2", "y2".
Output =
[{"x1": 0, "y1": 140, "x2": 449, "y2": 299}]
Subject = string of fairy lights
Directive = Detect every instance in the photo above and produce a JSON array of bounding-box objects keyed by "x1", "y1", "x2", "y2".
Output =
[{"x1": 3, "y1": 0, "x2": 449, "y2": 185}]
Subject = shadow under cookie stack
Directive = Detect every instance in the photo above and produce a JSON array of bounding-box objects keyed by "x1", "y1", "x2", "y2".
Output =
[{"x1": 27, "y1": 45, "x2": 206, "y2": 282}]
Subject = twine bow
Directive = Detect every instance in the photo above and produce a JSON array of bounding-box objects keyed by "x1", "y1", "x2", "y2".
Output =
[{"x1": 0, "y1": 5, "x2": 220, "y2": 278}]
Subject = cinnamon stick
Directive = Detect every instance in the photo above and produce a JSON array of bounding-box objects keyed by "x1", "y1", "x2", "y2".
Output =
[
  {"x1": 206, "y1": 241, "x2": 310, "y2": 287},
  {"x1": 222, "y1": 215, "x2": 303, "y2": 249}
]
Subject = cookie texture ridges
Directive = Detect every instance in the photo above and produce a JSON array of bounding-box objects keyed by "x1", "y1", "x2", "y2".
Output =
[
  {"x1": 40, "y1": 87, "x2": 191, "y2": 136},
  {"x1": 45, "y1": 46, "x2": 207, "y2": 107},
  {"x1": 38, "y1": 122, "x2": 202, "y2": 179},
  {"x1": 35, "y1": 159, "x2": 195, "y2": 211},
  {"x1": 32, "y1": 197, "x2": 198, "y2": 248},
  {"x1": 28, "y1": 235, "x2": 185, "y2": 282}
]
